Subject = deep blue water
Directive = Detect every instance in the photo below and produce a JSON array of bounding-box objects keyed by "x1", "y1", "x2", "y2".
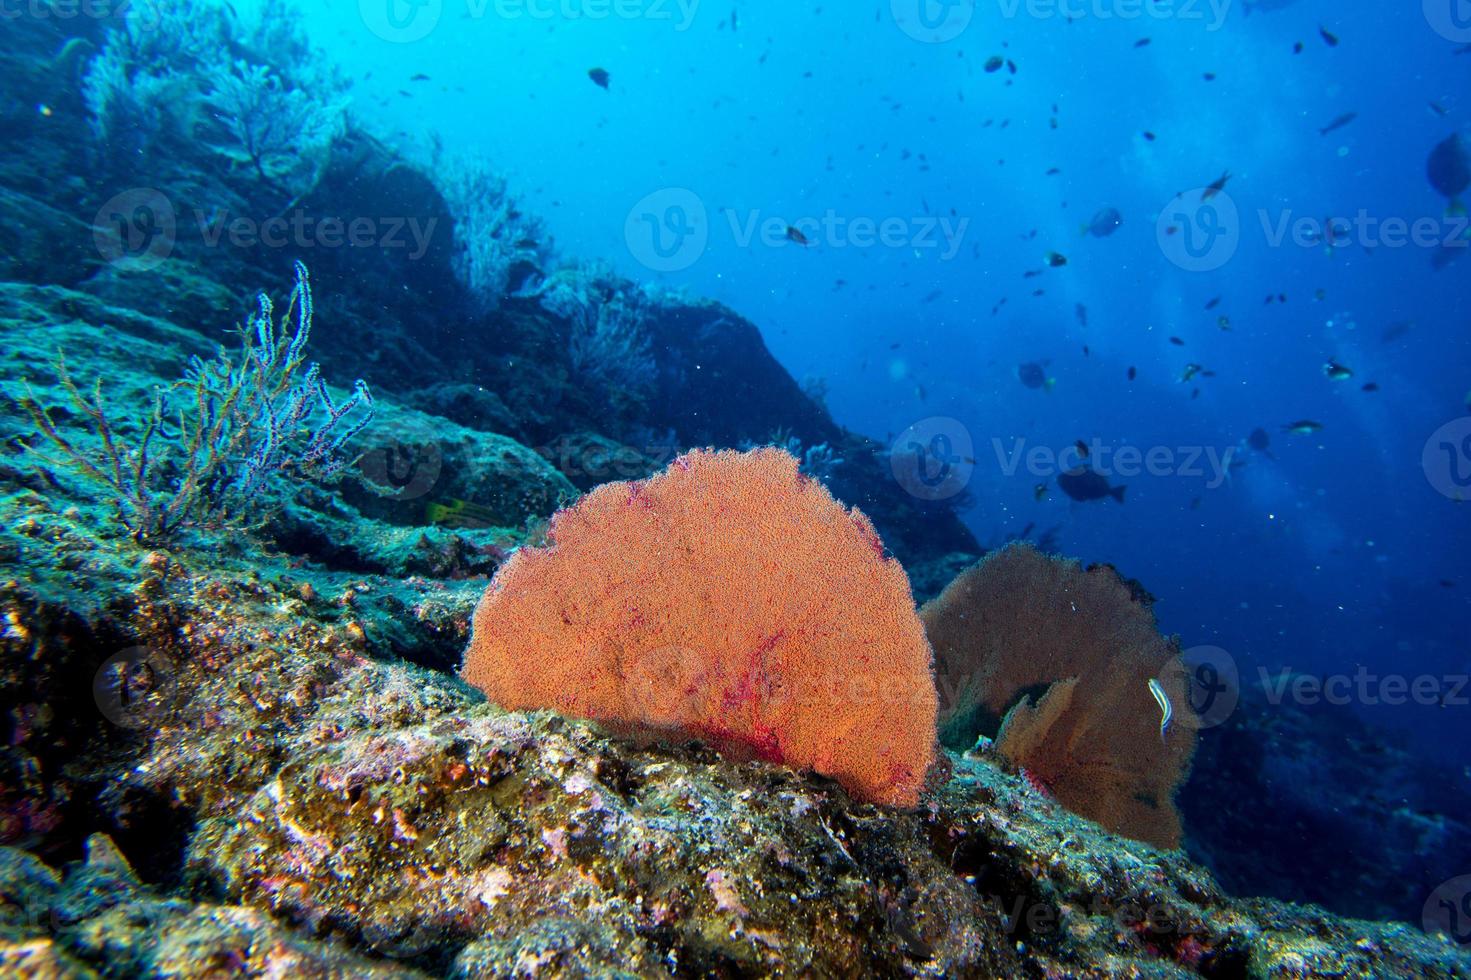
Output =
[{"x1": 297, "y1": 0, "x2": 1470, "y2": 767}]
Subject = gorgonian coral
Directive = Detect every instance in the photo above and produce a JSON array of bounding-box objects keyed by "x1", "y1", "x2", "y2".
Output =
[
  {"x1": 460, "y1": 447, "x2": 938, "y2": 806},
  {"x1": 920, "y1": 544, "x2": 1197, "y2": 847},
  {"x1": 17, "y1": 262, "x2": 373, "y2": 542}
]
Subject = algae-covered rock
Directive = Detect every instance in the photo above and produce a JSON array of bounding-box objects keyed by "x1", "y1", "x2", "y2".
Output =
[
  {"x1": 0, "y1": 539, "x2": 1462, "y2": 978},
  {"x1": 3, "y1": 833, "x2": 425, "y2": 978}
]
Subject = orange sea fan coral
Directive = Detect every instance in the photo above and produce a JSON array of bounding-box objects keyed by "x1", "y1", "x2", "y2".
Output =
[
  {"x1": 460, "y1": 447, "x2": 939, "y2": 807},
  {"x1": 920, "y1": 544, "x2": 1197, "y2": 848}
]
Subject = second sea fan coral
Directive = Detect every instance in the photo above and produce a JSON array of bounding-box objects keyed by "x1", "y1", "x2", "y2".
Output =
[
  {"x1": 460, "y1": 447, "x2": 938, "y2": 807},
  {"x1": 920, "y1": 544, "x2": 1197, "y2": 848}
]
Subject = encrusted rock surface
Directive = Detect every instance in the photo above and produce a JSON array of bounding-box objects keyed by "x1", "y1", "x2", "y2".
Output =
[{"x1": 1, "y1": 506, "x2": 1468, "y2": 977}]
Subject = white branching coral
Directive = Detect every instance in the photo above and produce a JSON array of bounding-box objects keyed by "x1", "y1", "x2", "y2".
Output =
[{"x1": 435, "y1": 155, "x2": 551, "y2": 312}]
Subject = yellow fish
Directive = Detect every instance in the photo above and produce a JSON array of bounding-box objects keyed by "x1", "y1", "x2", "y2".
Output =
[{"x1": 425, "y1": 498, "x2": 499, "y2": 530}]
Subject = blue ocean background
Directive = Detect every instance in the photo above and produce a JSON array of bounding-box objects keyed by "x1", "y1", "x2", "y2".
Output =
[{"x1": 287, "y1": 0, "x2": 1470, "y2": 768}]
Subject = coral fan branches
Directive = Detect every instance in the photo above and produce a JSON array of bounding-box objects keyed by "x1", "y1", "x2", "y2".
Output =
[
  {"x1": 460, "y1": 448, "x2": 939, "y2": 807},
  {"x1": 921, "y1": 544, "x2": 1197, "y2": 847},
  {"x1": 17, "y1": 262, "x2": 373, "y2": 543}
]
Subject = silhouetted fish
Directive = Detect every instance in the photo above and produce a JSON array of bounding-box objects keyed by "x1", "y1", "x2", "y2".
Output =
[
  {"x1": 1057, "y1": 467, "x2": 1125, "y2": 504},
  {"x1": 1427, "y1": 133, "x2": 1469, "y2": 201},
  {"x1": 1083, "y1": 207, "x2": 1122, "y2": 237},
  {"x1": 1017, "y1": 362, "x2": 1054, "y2": 391}
]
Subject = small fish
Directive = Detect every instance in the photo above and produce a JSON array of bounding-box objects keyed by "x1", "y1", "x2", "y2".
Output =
[
  {"x1": 1378, "y1": 321, "x2": 1412, "y2": 345},
  {"x1": 1205, "y1": 296, "x2": 1221, "y2": 310},
  {"x1": 1169, "y1": 336, "x2": 1185, "y2": 346},
  {"x1": 1319, "y1": 25, "x2": 1339, "y2": 47},
  {"x1": 1045, "y1": 251, "x2": 1068, "y2": 267},
  {"x1": 1361, "y1": 382, "x2": 1379, "y2": 392},
  {"x1": 786, "y1": 225, "x2": 812, "y2": 246},
  {"x1": 1143, "y1": 130, "x2": 1157, "y2": 141},
  {"x1": 1017, "y1": 361, "x2": 1055, "y2": 392},
  {"x1": 1033, "y1": 482, "x2": 1049, "y2": 502},
  {"x1": 1319, "y1": 111, "x2": 1357, "y2": 136},
  {"x1": 1057, "y1": 467, "x2": 1125, "y2": 503},
  {"x1": 984, "y1": 55, "x2": 1005, "y2": 73},
  {"x1": 588, "y1": 67, "x2": 611, "y2": 89},
  {"x1": 1322, "y1": 361, "x2": 1354, "y2": 381},
  {"x1": 1282, "y1": 420, "x2": 1324, "y2": 435},
  {"x1": 1202, "y1": 170, "x2": 1231, "y2": 200},
  {"x1": 1147, "y1": 678, "x2": 1172, "y2": 741},
  {"x1": 1218, "y1": 316, "x2": 1232, "y2": 331},
  {"x1": 1127, "y1": 366, "x2": 1137, "y2": 381},
  {"x1": 410, "y1": 73, "x2": 431, "y2": 82},
  {"x1": 1181, "y1": 363, "x2": 1204, "y2": 383},
  {"x1": 1083, "y1": 207, "x2": 1122, "y2": 237},
  {"x1": 425, "y1": 498, "x2": 499, "y2": 529},
  {"x1": 1074, "y1": 439, "x2": 1090, "y2": 459}
]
